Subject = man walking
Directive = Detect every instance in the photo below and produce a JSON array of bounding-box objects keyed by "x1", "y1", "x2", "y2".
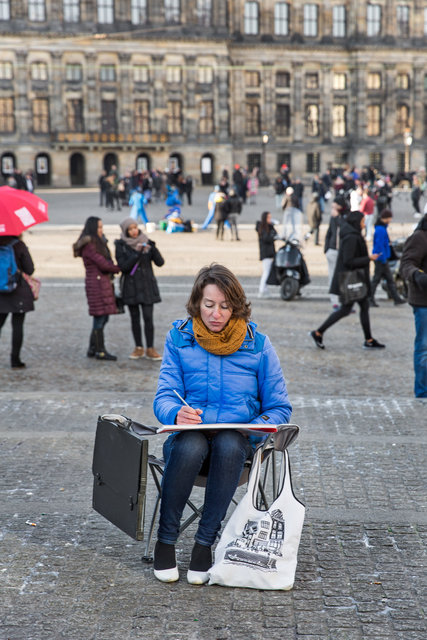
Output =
[{"x1": 400, "y1": 210, "x2": 427, "y2": 398}]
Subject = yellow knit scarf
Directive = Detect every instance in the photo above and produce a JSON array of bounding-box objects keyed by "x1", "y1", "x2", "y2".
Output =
[{"x1": 192, "y1": 315, "x2": 248, "y2": 356}]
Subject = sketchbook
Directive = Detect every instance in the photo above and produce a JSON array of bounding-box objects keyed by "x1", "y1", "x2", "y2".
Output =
[{"x1": 156, "y1": 423, "x2": 278, "y2": 435}]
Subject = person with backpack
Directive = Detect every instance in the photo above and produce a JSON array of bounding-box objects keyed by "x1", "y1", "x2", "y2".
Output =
[{"x1": 0, "y1": 235, "x2": 36, "y2": 368}]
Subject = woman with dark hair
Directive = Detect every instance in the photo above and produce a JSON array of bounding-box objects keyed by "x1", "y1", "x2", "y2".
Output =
[
  {"x1": 0, "y1": 235, "x2": 35, "y2": 368},
  {"x1": 73, "y1": 216, "x2": 120, "y2": 360},
  {"x1": 255, "y1": 211, "x2": 278, "y2": 298},
  {"x1": 310, "y1": 211, "x2": 385, "y2": 350},
  {"x1": 152, "y1": 263, "x2": 292, "y2": 585}
]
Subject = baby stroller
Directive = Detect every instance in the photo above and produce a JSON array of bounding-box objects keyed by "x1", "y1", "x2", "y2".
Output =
[{"x1": 268, "y1": 238, "x2": 311, "y2": 301}]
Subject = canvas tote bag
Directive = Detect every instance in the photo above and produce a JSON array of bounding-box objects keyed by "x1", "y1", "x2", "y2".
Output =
[
  {"x1": 338, "y1": 268, "x2": 367, "y2": 305},
  {"x1": 208, "y1": 448, "x2": 305, "y2": 590}
]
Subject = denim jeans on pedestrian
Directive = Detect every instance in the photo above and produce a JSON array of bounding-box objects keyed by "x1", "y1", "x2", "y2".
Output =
[
  {"x1": 413, "y1": 306, "x2": 427, "y2": 398},
  {"x1": 158, "y1": 430, "x2": 252, "y2": 547},
  {"x1": 92, "y1": 315, "x2": 109, "y2": 330}
]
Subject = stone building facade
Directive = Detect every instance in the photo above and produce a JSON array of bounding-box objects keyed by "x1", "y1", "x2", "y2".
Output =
[{"x1": 0, "y1": 0, "x2": 427, "y2": 186}]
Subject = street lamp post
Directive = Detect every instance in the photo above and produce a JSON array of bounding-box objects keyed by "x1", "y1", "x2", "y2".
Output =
[
  {"x1": 403, "y1": 128, "x2": 413, "y2": 174},
  {"x1": 259, "y1": 131, "x2": 269, "y2": 186}
]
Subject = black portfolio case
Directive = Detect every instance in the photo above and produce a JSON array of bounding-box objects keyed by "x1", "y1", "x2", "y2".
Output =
[{"x1": 92, "y1": 415, "x2": 156, "y2": 540}]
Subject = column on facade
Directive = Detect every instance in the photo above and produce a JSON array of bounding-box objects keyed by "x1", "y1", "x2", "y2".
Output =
[
  {"x1": 85, "y1": 52, "x2": 99, "y2": 133},
  {"x1": 212, "y1": 0, "x2": 229, "y2": 30},
  {"x1": 384, "y1": 63, "x2": 396, "y2": 143},
  {"x1": 352, "y1": 57, "x2": 367, "y2": 151},
  {"x1": 147, "y1": 0, "x2": 164, "y2": 25},
  {"x1": 118, "y1": 53, "x2": 132, "y2": 137},
  {"x1": 217, "y1": 63, "x2": 231, "y2": 144},
  {"x1": 322, "y1": 64, "x2": 332, "y2": 144},
  {"x1": 185, "y1": 55, "x2": 197, "y2": 141},
  {"x1": 412, "y1": 63, "x2": 424, "y2": 142},
  {"x1": 261, "y1": 62, "x2": 274, "y2": 174},
  {"x1": 49, "y1": 51, "x2": 64, "y2": 137},
  {"x1": 291, "y1": 62, "x2": 303, "y2": 143},
  {"x1": 15, "y1": 50, "x2": 30, "y2": 142},
  {"x1": 151, "y1": 55, "x2": 165, "y2": 135}
]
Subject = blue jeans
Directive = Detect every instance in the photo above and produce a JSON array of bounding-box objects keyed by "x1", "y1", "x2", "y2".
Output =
[
  {"x1": 158, "y1": 430, "x2": 252, "y2": 547},
  {"x1": 92, "y1": 315, "x2": 109, "y2": 330},
  {"x1": 413, "y1": 306, "x2": 427, "y2": 398}
]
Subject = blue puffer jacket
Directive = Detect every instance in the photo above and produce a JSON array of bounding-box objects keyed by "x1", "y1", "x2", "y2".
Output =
[
  {"x1": 153, "y1": 318, "x2": 292, "y2": 447},
  {"x1": 373, "y1": 222, "x2": 391, "y2": 264}
]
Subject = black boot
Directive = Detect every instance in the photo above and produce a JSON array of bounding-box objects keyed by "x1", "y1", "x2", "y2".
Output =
[
  {"x1": 87, "y1": 330, "x2": 96, "y2": 358},
  {"x1": 94, "y1": 329, "x2": 117, "y2": 361}
]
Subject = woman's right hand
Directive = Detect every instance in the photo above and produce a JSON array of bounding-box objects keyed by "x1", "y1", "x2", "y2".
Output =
[{"x1": 176, "y1": 406, "x2": 203, "y2": 425}]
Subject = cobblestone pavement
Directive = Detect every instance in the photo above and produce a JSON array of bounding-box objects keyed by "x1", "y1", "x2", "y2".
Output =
[{"x1": 1, "y1": 225, "x2": 426, "y2": 639}]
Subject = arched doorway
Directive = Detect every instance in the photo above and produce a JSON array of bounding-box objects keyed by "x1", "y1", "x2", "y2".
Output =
[
  {"x1": 200, "y1": 153, "x2": 214, "y2": 185},
  {"x1": 1, "y1": 152, "x2": 16, "y2": 181},
  {"x1": 136, "y1": 153, "x2": 150, "y2": 173},
  {"x1": 70, "y1": 152, "x2": 86, "y2": 186},
  {"x1": 103, "y1": 153, "x2": 118, "y2": 174},
  {"x1": 168, "y1": 153, "x2": 183, "y2": 185},
  {"x1": 35, "y1": 153, "x2": 51, "y2": 186}
]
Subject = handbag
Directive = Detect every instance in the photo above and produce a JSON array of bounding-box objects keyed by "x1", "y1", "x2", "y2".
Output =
[
  {"x1": 208, "y1": 448, "x2": 305, "y2": 590},
  {"x1": 338, "y1": 269, "x2": 367, "y2": 304},
  {"x1": 113, "y1": 277, "x2": 125, "y2": 314},
  {"x1": 22, "y1": 272, "x2": 41, "y2": 301}
]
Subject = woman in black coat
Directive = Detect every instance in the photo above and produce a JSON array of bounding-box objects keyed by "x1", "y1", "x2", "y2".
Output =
[
  {"x1": 115, "y1": 218, "x2": 164, "y2": 360},
  {"x1": 0, "y1": 235, "x2": 35, "y2": 368},
  {"x1": 310, "y1": 211, "x2": 385, "y2": 350},
  {"x1": 255, "y1": 211, "x2": 277, "y2": 298}
]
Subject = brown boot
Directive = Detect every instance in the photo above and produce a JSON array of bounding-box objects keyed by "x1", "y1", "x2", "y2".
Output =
[
  {"x1": 129, "y1": 346, "x2": 145, "y2": 360},
  {"x1": 146, "y1": 347, "x2": 162, "y2": 361}
]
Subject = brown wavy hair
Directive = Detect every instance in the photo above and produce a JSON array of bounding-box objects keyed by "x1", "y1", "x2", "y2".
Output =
[{"x1": 186, "y1": 264, "x2": 251, "y2": 321}]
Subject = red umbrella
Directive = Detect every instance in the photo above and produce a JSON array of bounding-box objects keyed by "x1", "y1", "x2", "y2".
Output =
[{"x1": 0, "y1": 186, "x2": 49, "y2": 235}]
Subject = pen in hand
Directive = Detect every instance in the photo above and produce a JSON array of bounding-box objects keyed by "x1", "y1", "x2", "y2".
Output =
[{"x1": 173, "y1": 389, "x2": 203, "y2": 424}]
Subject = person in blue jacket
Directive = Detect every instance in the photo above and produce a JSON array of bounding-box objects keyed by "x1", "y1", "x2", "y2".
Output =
[
  {"x1": 369, "y1": 209, "x2": 406, "y2": 307},
  {"x1": 152, "y1": 263, "x2": 292, "y2": 585}
]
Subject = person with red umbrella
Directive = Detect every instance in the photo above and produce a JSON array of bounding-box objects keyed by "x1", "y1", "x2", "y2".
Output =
[{"x1": 0, "y1": 185, "x2": 48, "y2": 368}]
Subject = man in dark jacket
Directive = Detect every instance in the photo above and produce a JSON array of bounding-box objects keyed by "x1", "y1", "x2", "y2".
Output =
[{"x1": 400, "y1": 211, "x2": 427, "y2": 397}]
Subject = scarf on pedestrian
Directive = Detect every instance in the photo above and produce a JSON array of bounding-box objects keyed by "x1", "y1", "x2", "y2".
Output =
[
  {"x1": 119, "y1": 217, "x2": 149, "y2": 251},
  {"x1": 192, "y1": 315, "x2": 247, "y2": 356}
]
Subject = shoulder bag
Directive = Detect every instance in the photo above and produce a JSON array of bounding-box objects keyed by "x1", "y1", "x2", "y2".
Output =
[
  {"x1": 22, "y1": 272, "x2": 41, "y2": 301},
  {"x1": 208, "y1": 447, "x2": 305, "y2": 590},
  {"x1": 338, "y1": 269, "x2": 367, "y2": 305}
]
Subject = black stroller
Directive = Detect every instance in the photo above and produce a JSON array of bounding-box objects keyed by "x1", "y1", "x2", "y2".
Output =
[{"x1": 268, "y1": 238, "x2": 311, "y2": 300}]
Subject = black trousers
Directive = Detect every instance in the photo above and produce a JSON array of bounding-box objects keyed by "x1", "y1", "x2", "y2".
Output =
[
  {"x1": 371, "y1": 261, "x2": 400, "y2": 301},
  {"x1": 128, "y1": 303, "x2": 154, "y2": 348},
  {"x1": 0, "y1": 312, "x2": 26, "y2": 361},
  {"x1": 317, "y1": 297, "x2": 372, "y2": 341}
]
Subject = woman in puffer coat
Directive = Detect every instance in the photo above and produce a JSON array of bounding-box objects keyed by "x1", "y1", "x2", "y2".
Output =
[
  {"x1": 152, "y1": 263, "x2": 292, "y2": 585},
  {"x1": 310, "y1": 211, "x2": 384, "y2": 350},
  {"x1": 73, "y1": 216, "x2": 120, "y2": 360},
  {"x1": 115, "y1": 218, "x2": 164, "y2": 361}
]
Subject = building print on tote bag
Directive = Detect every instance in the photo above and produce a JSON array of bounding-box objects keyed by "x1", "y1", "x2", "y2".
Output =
[{"x1": 224, "y1": 509, "x2": 285, "y2": 571}]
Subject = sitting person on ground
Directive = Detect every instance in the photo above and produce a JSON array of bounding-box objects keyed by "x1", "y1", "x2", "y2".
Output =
[{"x1": 152, "y1": 263, "x2": 292, "y2": 585}]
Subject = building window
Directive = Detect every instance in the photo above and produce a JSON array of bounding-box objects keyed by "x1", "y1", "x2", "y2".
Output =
[
  {"x1": 396, "y1": 73, "x2": 410, "y2": 90},
  {"x1": 63, "y1": 0, "x2": 80, "y2": 22},
  {"x1": 244, "y1": 2, "x2": 259, "y2": 35},
  {"x1": 167, "y1": 101, "x2": 182, "y2": 134},
  {"x1": 196, "y1": 0, "x2": 211, "y2": 26},
  {"x1": 32, "y1": 98, "x2": 49, "y2": 133},
  {"x1": 396, "y1": 104, "x2": 409, "y2": 135},
  {"x1": 367, "y1": 72, "x2": 382, "y2": 90},
  {"x1": 0, "y1": 61, "x2": 13, "y2": 79},
  {"x1": 367, "y1": 4, "x2": 381, "y2": 36},
  {"x1": 166, "y1": 66, "x2": 181, "y2": 83},
  {"x1": 276, "y1": 104, "x2": 290, "y2": 136},
  {"x1": 100, "y1": 64, "x2": 116, "y2": 82},
  {"x1": 66, "y1": 63, "x2": 82, "y2": 82},
  {"x1": 277, "y1": 152, "x2": 291, "y2": 171},
  {"x1": 0, "y1": 98, "x2": 14, "y2": 132},
  {"x1": 245, "y1": 103, "x2": 260, "y2": 135},
  {"x1": 165, "y1": 0, "x2": 180, "y2": 23},
  {"x1": 199, "y1": 101, "x2": 214, "y2": 134},
  {"x1": 367, "y1": 104, "x2": 381, "y2": 136},
  {"x1": 305, "y1": 73, "x2": 319, "y2": 89},
  {"x1": 31, "y1": 62, "x2": 48, "y2": 81},
  {"x1": 134, "y1": 100, "x2": 150, "y2": 133},
  {"x1": 97, "y1": 0, "x2": 114, "y2": 24},
  {"x1": 28, "y1": 0, "x2": 46, "y2": 21},
  {"x1": 369, "y1": 151, "x2": 383, "y2": 170},
  {"x1": 245, "y1": 71, "x2": 260, "y2": 87},
  {"x1": 396, "y1": 5, "x2": 409, "y2": 37},
  {"x1": 134, "y1": 65, "x2": 149, "y2": 83},
  {"x1": 197, "y1": 66, "x2": 213, "y2": 83},
  {"x1": 332, "y1": 105, "x2": 346, "y2": 137},
  {"x1": 332, "y1": 5, "x2": 346, "y2": 37},
  {"x1": 0, "y1": 0, "x2": 10, "y2": 20},
  {"x1": 274, "y1": 3, "x2": 289, "y2": 36},
  {"x1": 304, "y1": 4, "x2": 318, "y2": 37},
  {"x1": 66, "y1": 99, "x2": 84, "y2": 132},
  {"x1": 306, "y1": 152, "x2": 320, "y2": 173},
  {"x1": 333, "y1": 72, "x2": 346, "y2": 90},
  {"x1": 101, "y1": 100, "x2": 117, "y2": 133},
  {"x1": 131, "y1": 0, "x2": 147, "y2": 24},
  {"x1": 306, "y1": 104, "x2": 319, "y2": 136},
  {"x1": 276, "y1": 71, "x2": 290, "y2": 88}
]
